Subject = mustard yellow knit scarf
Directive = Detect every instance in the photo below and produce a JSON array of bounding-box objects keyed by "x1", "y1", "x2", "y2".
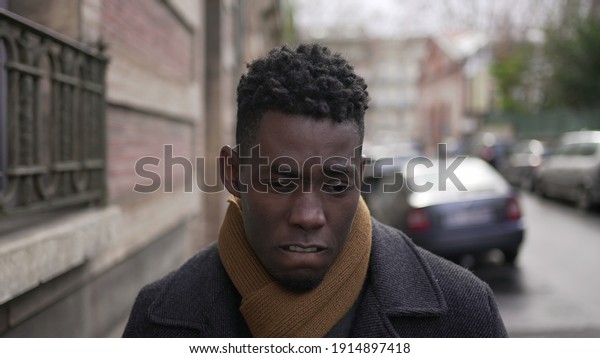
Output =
[{"x1": 218, "y1": 195, "x2": 372, "y2": 337}]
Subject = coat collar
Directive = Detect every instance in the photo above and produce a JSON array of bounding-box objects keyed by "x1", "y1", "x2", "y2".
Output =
[
  {"x1": 351, "y1": 219, "x2": 448, "y2": 337},
  {"x1": 146, "y1": 219, "x2": 448, "y2": 337},
  {"x1": 147, "y1": 243, "x2": 251, "y2": 337}
]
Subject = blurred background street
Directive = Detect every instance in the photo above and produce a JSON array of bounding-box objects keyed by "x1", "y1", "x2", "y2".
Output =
[
  {"x1": 1, "y1": 0, "x2": 599, "y2": 337},
  {"x1": 475, "y1": 192, "x2": 600, "y2": 337}
]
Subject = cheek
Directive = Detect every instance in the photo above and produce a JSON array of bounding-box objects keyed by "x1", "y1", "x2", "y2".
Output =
[
  {"x1": 326, "y1": 198, "x2": 360, "y2": 241},
  {"x1": 241, "y1": 212, "x2": 269, "y2": 259},
  {"x1": 241, "y1": 195, "x2": 284, "y2": 242}
]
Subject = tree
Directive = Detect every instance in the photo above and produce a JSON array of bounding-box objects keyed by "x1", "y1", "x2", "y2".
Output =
[
  {"x1": 543, "y1": 0, "x2": 600, "y2": 108},
  {"x1": 491, "y1": 41, "x2": 536, "y2": 112}
]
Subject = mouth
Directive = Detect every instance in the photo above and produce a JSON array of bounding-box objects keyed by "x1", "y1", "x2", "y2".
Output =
[
  {"x1": 280, "y1": 245, "x2": 326, "y2": 254},
  {"x1": 273, "y1": 243, "x2": 331, "y2": 279}
]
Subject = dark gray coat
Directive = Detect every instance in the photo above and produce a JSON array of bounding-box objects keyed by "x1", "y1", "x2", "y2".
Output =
[{"x1": 123, "y1": 219, "x2": 507, "y2": 337}]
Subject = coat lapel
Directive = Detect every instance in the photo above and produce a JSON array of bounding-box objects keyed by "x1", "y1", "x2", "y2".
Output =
[
  {"x1": 146, "y1": 243, "x2": 251, "y2": 337},
  {"x1": 352, "y1": 220, "x2": 448, "y2": 337}
]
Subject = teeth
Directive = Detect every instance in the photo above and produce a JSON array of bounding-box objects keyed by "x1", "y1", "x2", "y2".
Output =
[{"x1": 287, "y1": 245, "x2": 318, "y2": 253}]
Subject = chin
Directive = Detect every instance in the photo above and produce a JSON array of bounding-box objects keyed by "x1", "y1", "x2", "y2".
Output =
[{"x1": 276, "y1": 273, "x2": 325, "y2": 292}]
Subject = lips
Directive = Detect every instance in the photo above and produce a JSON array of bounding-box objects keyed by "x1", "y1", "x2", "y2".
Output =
[
  {"x1": 280, "y1": 244, "x2": 326, "y2": 254},
  {"x1": 274, "y1": 243, "x2": 331, "y2": 274},
  {"x1": 285, "y1": 245, "x2": 320, "y2": 253}
]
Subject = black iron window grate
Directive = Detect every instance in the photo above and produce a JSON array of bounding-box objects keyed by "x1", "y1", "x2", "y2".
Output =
[{"x1": 0, "y1": 9, "x2": 108, "y2": 217}]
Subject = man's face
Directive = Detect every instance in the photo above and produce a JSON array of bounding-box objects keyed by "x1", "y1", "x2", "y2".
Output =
[{"x1": 232, "y1": 110, "x2": 363, "y2": 291}]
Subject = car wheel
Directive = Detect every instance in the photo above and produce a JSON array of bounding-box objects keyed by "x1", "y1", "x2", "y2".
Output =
[
  {"x1": 503, "y1": 249, "x2": 519, "y2": 265},
  {"x1": 576, "y1": 187, "x2": 593, "y2": 211}
]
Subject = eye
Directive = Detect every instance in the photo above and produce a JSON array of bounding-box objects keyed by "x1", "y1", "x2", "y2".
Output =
[
  {"x1": 321, "y1": 183, "x2": 352, "y2": 194},
  {"x1": 269, "y1": 179, "x2": 298, "y2": 193}
]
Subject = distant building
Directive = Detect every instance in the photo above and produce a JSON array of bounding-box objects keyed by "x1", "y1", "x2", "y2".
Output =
[
  {"x1": 363, "y1": 38, "x2": 428, "y2": 150},
  {"x1": 297, "y1": 29, "x2": 428, "y2": 158},
  {"x1": 417, "y1": 31, "x2": 493, "y2": 156}
]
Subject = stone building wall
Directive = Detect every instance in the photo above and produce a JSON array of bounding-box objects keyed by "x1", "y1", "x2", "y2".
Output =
[{"x1": 0, "y1": 0, "x2": 282, "y2": 337}]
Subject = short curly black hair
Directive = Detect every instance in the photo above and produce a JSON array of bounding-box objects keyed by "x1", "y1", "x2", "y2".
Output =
[{"x1": 236, "y1": 43, "x2": 369, "y2": 154}]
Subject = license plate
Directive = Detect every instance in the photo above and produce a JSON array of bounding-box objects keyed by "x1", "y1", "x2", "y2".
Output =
[{"x1": 444, "y1": 207, "x2": 494, "y2": 228}]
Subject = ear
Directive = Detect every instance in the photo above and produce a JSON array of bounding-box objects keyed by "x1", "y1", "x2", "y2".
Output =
[
  {"x1": 219, "y1": 145, "x2": 241, "y2": 197},
  {"x1": 357, "y1": 155, "x2": 366, "y2": 191},
  {"x1": 360, "y1": 156, "x2": 366, "y2": 176}
]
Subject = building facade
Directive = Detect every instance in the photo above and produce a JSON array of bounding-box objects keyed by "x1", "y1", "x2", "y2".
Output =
[
  {"x1": 0, "y1": 0, "x2": 282, "y2": 337},
  {"x1": 417, "y1": 32, "x2": 493, "y2": 156},
  {"x1": 300, "y1": 35, "x2": 428, "y2": 158}
]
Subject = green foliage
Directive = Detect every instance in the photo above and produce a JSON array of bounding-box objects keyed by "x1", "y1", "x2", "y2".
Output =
[
  {"x1": 491, "y1": 42, "x2": 535, "y2": 112},
  {"x1": 281, "y1": 0, "x2": 298, "y2": 45},
  {"x1": 544, "y1": 5, "x2": 600, "y2": 108},
  {"x1": 487, "y1": 108, "x2": 600, "y2": 140}
]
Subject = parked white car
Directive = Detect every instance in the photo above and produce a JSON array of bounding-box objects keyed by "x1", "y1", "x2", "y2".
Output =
[{"x1": 535, "y1": 131, "x2": 600, "y2": 211}]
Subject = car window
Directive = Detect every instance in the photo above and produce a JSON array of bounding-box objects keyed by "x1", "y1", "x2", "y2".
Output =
[
  {"x1": 511, "y1": 142, "x2": 530, "y2": 154},
  {"x1": 553, "y1": 145, "x2": 567, "y2": 156},
  {"x1": 562, "y1": 144, "x2": 580, "y2": 156},
  {"x1": 577, "y1": 143, "x2": 598, "y2": 156},
  {"x1": 409, "y1": 158, "x2": 508, "y2": 193}
]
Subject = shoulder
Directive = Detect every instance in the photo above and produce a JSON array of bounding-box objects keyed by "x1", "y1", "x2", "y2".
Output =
[
  {"x1": 368, "y1": 219, "x2": 507, "y2": 337},
  {"x1": 140, "y1": 242, "x2": 223, "y2": 302},
  {"x1": 371, "y1": 218, "x2": 494, "y2": 293},
  {"x1": 122, "y1": 243, "x2": 227, "y2": 337},
  {"x1": 416, "y1": 247, "x2": 507, "y2": 337}
]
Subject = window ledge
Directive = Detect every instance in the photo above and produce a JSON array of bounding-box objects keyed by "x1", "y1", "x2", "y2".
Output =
[{"x1": 0, "y1": 206, "x2": 122, "y2": 305}]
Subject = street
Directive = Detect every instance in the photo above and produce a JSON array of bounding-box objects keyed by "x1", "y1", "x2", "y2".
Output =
[{"x1": 473, "y1": 192, "x2": 600, "y2": 337}]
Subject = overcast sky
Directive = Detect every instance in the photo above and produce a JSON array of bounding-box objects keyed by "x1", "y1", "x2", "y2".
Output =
[{"x1": 291, "y1": 0, "x2": 562, "y2": 39}]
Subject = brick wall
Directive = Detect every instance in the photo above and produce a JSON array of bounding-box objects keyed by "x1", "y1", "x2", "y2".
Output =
[
  {"x1": 107, "y1": 107, "x2": 194, "y2": 201},
  {"x1": 0, "y1": 0, "x2": 203, "y2": 337},
  {"x1": 0, "y1": 0, "x2": 283, "y2": 337},
  {"x1": 101, "y1": 0, "x2": 193, "y2": 82}
]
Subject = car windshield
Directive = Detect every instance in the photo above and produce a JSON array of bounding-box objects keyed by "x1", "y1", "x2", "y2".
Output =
[
  {"x1": 409, "y1": 158, "x2": 507, "y2": 193},
  {"x1": 406, "y1": 158, "x2": 510, "y2": 208}
]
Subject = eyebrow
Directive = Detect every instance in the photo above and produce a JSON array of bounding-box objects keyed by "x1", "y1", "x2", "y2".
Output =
[
  {"x1": 323, "y1": 165, "x2": 354, "y2": 177},
  {"x1": 270, "y1": 166, "x2": 299, "y2": 177},
  {"x1": 261, "y1": 163, "x2": 355, "y2": 178}
]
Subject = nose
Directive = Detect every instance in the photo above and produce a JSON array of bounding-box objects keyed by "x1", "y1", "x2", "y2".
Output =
[{"x1": 288, "y1": 191, "x2": 326, "y2": 231}]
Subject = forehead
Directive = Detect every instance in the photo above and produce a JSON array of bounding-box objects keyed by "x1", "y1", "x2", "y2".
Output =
[{"x1": 250, "y1": 111, "x2": 362, "y2": 163}]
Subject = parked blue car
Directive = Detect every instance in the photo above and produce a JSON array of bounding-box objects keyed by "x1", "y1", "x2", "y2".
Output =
[{"x1": 365, "y1": 157, "x2": 525, "y2": 264}]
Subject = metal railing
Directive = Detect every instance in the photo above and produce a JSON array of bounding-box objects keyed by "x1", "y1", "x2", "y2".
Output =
[{"x1": 0, "y1": 9, "x2": 108, "y2": 217}]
